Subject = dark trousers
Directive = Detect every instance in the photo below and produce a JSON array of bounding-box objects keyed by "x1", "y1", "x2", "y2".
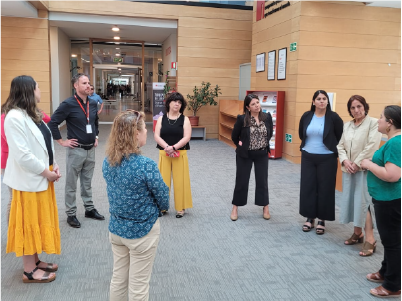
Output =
[
  {"x1": 373, "y1": 198, "x2": 401, "y2": 292},
  {"x1": 232, "y1": 150, "x2": 269, "y2": 206},
  {"x1": 299, "y1": 150, "x2": 338, "y2": 221}
]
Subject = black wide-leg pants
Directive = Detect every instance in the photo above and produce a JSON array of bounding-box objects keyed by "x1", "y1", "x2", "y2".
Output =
[
  {"x1": 299, "y1": 150, "x2": 338, "y2": 221},
  {"x1": 373, "y1": 198, "x2": 401, "y2": 292},
  {"x1": 232, "y1": 149, "x2": 269, "y2": 206}
]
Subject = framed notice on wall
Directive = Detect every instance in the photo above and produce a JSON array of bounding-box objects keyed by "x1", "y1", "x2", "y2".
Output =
[
  {"x1": 256, "y1": 53, "x2": 265, "y2": 73},
  {"x1": 277, "y1": 47, "x2": 287, "y2": 80},
  {"x1": 267, "y1": 50, "x2": 276, "y2": 80}
]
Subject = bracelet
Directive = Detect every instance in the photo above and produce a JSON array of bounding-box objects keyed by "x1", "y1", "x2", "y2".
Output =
[{"x1": 173, "y1": 145, "x2": 176, "y2": 151}]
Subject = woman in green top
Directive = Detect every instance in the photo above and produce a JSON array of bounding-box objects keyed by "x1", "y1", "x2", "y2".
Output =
[{"x1": 361, "y1": 105, "x2": 401, "y2": 298}]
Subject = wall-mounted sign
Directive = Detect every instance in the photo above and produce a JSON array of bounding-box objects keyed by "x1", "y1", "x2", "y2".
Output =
[
  {"x1": 256, "y1": 52, "x2": 265, "y2": 73},
  {"x1": 277, "y1": 47, "x2": 287, "y2": 80},
  {"x1": 290, "y1": 42, "x2": 297, "y2": 52},
  {"x1": 285, "y1": 133, "x2": 292, "y2": 143},
  {"x1": 267, "y1": 50, "x2": 276, "y2": 80},
  {"x1": 257, "y1": 0, "x2": 291, "y2": 21},
  {"x1": 113, "y1": 57, "x2": 123, "y2": 63},
  {"x1": 171, "y1": 62, "x2": 177, "y2": 70},
  {"x1": 166, "y1": 46, "x2": 171, "y2": 56}
]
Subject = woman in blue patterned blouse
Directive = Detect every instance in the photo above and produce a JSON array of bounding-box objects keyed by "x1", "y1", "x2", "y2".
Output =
[{"x1": 102, "y1": 110, "x2": 169, "y2": 301}]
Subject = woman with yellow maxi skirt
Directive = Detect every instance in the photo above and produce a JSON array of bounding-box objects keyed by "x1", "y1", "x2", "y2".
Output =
[
  {"x1": 154, "y1": 92, "x2": 193, "y2": 218},
  {"x1": 2, "y1": 75, "x2": 61, "y2": 283}
]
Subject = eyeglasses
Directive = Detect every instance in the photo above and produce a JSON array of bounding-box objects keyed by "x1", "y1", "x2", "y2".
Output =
[{"x1": 125, "y1": 109, "x2": 141, "y2": 123}]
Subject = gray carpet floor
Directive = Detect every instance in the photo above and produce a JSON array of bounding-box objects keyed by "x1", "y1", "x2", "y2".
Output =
[{"x1": 1, "y1": 124, "x2": 388, "y2": 300}]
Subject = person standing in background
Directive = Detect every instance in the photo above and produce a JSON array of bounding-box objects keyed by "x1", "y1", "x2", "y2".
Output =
[
  {"x1": 299, "y1": 90, "x2": 343, "y2": 235},
  {"x1": 361, "y1": 105, "x2": 401, "y2": 298},
  {"x1": 48, "y1": 73, "x2": 104, "y2": 228},
  {"x1": 89, "y1": 84, "x2": 104, "y2": 115},
  {"x1": 154, "y1": 92, "x2": 193, "y2": 218},
  {"x1": 230, "y1": 94, "x2": 273, "y2": 221},
  {"x1": 337, "y1": 95, "x2": 381, "y2": 256}
]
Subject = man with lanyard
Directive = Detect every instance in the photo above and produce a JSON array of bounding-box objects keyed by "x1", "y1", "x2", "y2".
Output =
[
  {"x1": 48, "y1": 73, "x2": 104, "y2": 228},
  {"x1": 89, "y1": 84, "x2": 104, "y2": 114}
]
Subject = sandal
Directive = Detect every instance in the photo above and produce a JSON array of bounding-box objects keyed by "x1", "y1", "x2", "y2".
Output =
[
  {"x1": 316, "y1": 220, "x2": 325, "y2": 235},
  {"x1": 36, "y1": 260, "x2": 58, "y2": 272},
  {"x1": 367, "y1": 272, "x2": 384, "y2": 283},
  {"x1": 344, "y1": 233, "x2": 364, "y2": 245},
  {"x1": 302, "y1": 218, "x2": 315, "y2": 232},
  {"x1": 370, "y1": 285, "x2": 401, "y2": 298},
  {"x1": 176, "y1": 210, "x2": 185, "y2": 218},
  {"x1": 23, "y1": 267, "x2": 56, "y2": 283},
  {"x1": 360, "y1": 241, "x2": 376, "y2": 257}
]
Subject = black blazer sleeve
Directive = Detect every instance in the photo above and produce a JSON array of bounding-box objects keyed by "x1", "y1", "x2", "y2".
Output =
[
  {"x1": 266, "y1": 112, "x2": 273, "y2": 141},
  {"x1": 231, "y1": 115, "x2": 243, "y2": 146},
  {"x1": 332, "y1": 112, "x2": 344, "y2": 143}
]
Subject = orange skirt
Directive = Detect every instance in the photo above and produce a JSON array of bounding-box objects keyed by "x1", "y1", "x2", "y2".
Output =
[{"x1": 6, "y1": 173, "x2": 61, "y2": 257}]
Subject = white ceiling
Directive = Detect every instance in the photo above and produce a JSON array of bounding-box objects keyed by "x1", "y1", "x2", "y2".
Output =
[
  {"x1": 1, "y1": 1, "x2": 37, "y2": 18},
  {"x1": 49, "y1": 12, "x2": 177, "y2": 44}
]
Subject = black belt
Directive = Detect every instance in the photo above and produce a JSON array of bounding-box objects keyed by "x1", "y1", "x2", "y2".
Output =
[
  {"x1": 250, "y1": 147, "x2": 267, "y2": 151},
  {"x1": 76, "y1": 143, "x2": 94, "y2": 150}
]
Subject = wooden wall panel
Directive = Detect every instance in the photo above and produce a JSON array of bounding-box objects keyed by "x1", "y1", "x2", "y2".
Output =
[
  {"x1": 251, "y1": 1, "x2": 401, "y2": 163},
  {"x1": 1, "y1": 16, "x2": 51, "y2": 115}
]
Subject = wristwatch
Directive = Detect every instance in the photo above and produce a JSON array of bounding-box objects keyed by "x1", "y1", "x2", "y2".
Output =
[{"x1": 172, "y1": 145, "x2": 176, "y2": 151}]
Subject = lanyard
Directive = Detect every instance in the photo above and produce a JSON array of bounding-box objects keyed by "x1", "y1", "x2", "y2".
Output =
[{"x1": 74, "y1": 95, "x2": 89, "y2": 124}]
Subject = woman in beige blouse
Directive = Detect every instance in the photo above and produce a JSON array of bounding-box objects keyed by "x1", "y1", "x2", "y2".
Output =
[{"x1": 337, "y1": 95, "x2": 382, "y2": 256}]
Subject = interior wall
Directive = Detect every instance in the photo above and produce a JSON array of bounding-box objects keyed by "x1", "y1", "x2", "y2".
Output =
[
  {"x1": 251, "y1": 1, "x2": 401, "y2": 163},
  {"x1": 50, "y1": 27, "x2": 71, "y2": 113},
  {"x1": 1, "y1": 13, "x2": 51, "y2": 115},
  {"x1": 47, "y1": 1, "x2": 253, "y2": 139},
  {"x1": 162, "y1": 33, "x2": 177, "y2": 77},
  {"x1": 250, "y1": 1, "x2": 302, "y2": 162}
]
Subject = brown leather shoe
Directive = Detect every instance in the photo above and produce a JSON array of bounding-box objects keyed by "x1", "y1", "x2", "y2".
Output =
[
  {"x1": 360, "y1": 241, "x2": 376, "y2": 257},
  {"x1": 370, "y1": 285, "x2": 401, "y2": 298},
  {"x1": 367, "y1": 272, "x2": 384, "y2": 283},
  {"x1": 344, "y1": 232, "x2": 364, "y2": 245},
  {"x1": 23, "y1": 267, "x2": 56, "y2": 283}
]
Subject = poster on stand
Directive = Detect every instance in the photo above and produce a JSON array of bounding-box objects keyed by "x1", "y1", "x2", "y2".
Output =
[
  {"x1": 152, "y1": 82, "x2": 166, "y2": 131},
  {"x1": 256, "y1": 53, "x2": 265, "y2": 73},
  {"x1": 277, "y1": 48, "x2": 287, "y2": 80},
  {"x1": 267, "y1": 50, "x2": 276, "y2": 80}
]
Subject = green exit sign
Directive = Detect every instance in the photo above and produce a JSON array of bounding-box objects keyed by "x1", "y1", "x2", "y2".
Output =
[
  {"x1": 114, "y1": 57, "x2": 123, "y2": 63},
  {"x1": 285, "y1": 133, "x2": 292, "y2": 143},
  {"x1": 290, "y1": 42, "x2": 297, "y2": 52}
]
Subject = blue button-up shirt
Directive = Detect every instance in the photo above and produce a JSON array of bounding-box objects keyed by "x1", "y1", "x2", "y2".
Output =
[{"x1": 102, "y1": 154, "x2": 169, "y2": 239}]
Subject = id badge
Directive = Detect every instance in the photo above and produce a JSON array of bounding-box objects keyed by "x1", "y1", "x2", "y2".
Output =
[{"x1": 86, "y1": 124, "x2": 92, "y2": 134}]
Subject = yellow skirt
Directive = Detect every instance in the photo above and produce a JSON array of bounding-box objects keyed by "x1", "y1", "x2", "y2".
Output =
[
  {"x1": 6, "y1": 173, "x2": 61, "y2": 257},
  {"x1": 158, "y1": 150, "x2": 193, "y2": 211}
]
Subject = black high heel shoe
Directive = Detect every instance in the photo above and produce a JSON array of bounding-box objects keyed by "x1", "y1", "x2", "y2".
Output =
[{"x1": 302, "y1": 218, "x2": 315, "y2": 232}]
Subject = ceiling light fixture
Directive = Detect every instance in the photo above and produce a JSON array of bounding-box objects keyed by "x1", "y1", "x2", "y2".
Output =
[
  {"x1": 116, "y1": 53, "x2": 121, "y2": 56},
  {"x1": 71, "y1": 54, "x2": 77, "y2": 57},
  {"x1": 116, "y1": 47, "x2": 120, "y2": 49},
  {"x1": 112, "y1": 26, "x2": 120, "y2": 32},
  {"x1": 115, "y1": 42, "x2": 120, "y2": 45},
  {"x1": 114, "y1": 36, "x2": 120, "y2": 40}
]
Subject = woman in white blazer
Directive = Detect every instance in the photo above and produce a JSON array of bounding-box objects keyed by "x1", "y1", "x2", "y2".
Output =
[{"x1": 2, "y1": 75, "x2": 61, "y2": 283}]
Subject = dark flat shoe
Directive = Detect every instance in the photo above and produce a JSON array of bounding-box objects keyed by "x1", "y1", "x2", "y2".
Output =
[
  {"x1": 176, "y1": 210, "x2": 185, "y2": 218},
  {"x1": 36, "y1": 260, "x2": 58, "y2": 272},
  {"x1": 23, "y1": 267, "x2": 56, "y2": 283}
]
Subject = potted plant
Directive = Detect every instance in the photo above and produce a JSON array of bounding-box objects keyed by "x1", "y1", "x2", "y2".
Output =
[{"x1": 187, "y1": 81, "x2": 221, "y2": 126}]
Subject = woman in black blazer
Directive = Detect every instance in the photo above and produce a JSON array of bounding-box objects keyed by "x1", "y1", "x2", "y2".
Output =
[
  {"x1": 230, "y1": 94, "x2": 273, "y2": 221},
  {"x1": 299, "y1": 90, "x2": 344, "y2": 234}
]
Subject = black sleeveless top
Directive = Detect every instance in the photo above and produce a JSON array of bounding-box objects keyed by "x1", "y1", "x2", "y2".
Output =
[
  {"x1": 156, "y1": 114, "x2": 190, "y2": 150},
  {"x1": 36, "y1": 121, "x2": 54, "y2": 166}
]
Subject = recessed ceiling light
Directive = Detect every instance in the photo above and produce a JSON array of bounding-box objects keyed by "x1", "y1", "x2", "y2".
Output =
[
  {"x1": 116, "y1": 53, "x2": 121, "y2": 56},
  {"x1": 114, "y1": 36, "x2": 120, "y2": 40},
  {"x1": 115, "y1": 42, "x2": 120, "y2": 45},
  {"x1": 112, "y1": 26, "x2": 120, "y2": 32},
  {"x1": 71, "y1": 54, "x2": 77, "y2": 57},
  {"x1": 118, "y1": 68, "x2": 121, "y2": 70},
  {"x1": 116, "y1": 48, "x2": 120, "y2": 49}
]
